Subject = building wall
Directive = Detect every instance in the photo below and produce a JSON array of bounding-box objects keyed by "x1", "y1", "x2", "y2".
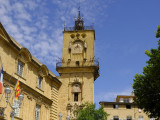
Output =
[
  {"x1": 50, "y1": 85, "x2": 59, "y2": 120},
  {"x1": 57, "y1": 29, "x2": 98, "y2": 120},
  {"x1": 104, "y1": 104, "x2": 149, "y2": 120},
  {"x1": 62, "y1": 30, "x2": 95, "y2": 64},
  {"x1": 101, "y1": 95, "x2": 152, "y2": 120},
  {"x1": 0, "y1": 23, "x2": 61, "y2": 120}
]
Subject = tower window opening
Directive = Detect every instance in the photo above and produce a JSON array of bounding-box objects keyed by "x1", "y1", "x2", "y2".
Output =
[
  {"x1": 74, "y1": 93, "x2": 78, "y2": 102},
  {"x1": 76, "y1": 61, "x2": 80, "y2": 66}
]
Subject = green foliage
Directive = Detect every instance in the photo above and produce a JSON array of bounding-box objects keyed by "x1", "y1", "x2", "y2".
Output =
[
  {"x1": 77, "y1": 102, "x2": 108, "y2": 120},
  {"x1": 156, "y1": 25, "x2": 160, "y2": 38},
  {"x1": 133, "y1": 26, "x2": 160, "y2": 119}
]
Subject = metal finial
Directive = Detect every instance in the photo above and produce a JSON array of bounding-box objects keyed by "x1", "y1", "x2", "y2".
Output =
[
  {"x1": 64, "y1": 21, "x2": 66, "y2": 31},
  {"x1": 64, "y1": 21, "x2": 66, "y2": 27},
  {"x1": 78, "y1": 0, "x2": 81, "y2": 19},
  {"x1": 78, "y1": 0, "x2": 80, "y2": 11}
]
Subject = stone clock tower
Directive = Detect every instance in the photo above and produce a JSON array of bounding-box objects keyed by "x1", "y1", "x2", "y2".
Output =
[{"x1": 56, "y1": 10, "x2": 99, "y2": 120}]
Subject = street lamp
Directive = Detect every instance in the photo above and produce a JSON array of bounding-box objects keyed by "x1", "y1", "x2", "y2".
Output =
[
  {"x1": 59, "y1": 112, "x2": 62, "y2": 120},
  {"x1": 5, "y1": 85, "x2": 11, "y2": 101},
  {"x1": 4, "y1": 86, "x2": 24, "y2": 120},
  {"x1": 66, "y1": 115, "x2": 70, "y2": 120}
]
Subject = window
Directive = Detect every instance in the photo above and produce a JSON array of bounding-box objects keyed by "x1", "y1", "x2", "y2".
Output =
[
  {"x1": 113, "y1": 104, "x2": 118, "y2": 109},
  {"x1": 72, "y1": 83, "x2": 81, "y2": 102},
  {"x1": 35, "y1": 105, "x2": 40, "y2": 120},
  {"x1": 38, "y1": 76, "x2": 42, "y2": 89},
  {"x1": 124, "y1": 98, "x2": 129, "y2": 103},
  {"x1": 150, "y1": 118, "x2": 155, "y2": 120},
  {"x1": 76, "y1": 61, "x2": 80, "y2": 66},
  {"x1": 129, "y1": 97, "x2": 133, "y2": 103},
  {"x1": 17, "y1": 61, "x2": 24, "y2": 76},
  {"x1": 74, "y1": 93, "x2": 78, "y2": 102},
  {"x1": 120, "y1": 98, "x2": 123, "y2": 102},
  {"x1": 138, "y1": 116, "x2": 144, "y2": 120},
  {"x1": 13, "y1": 98, "x2": 20, "y2": 117},
  {"x1": 113, "y1": 116, "x2": 119, "y2": 120},
  {"x1": 127, "y1": 116, "x2": 132, "y2": 120},
  {"x1": 126, "y1": 105, "x2": 131, "y2": 109}
]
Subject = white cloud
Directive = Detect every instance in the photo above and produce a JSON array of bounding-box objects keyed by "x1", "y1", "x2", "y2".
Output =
[
  {"x1": 95, "y1": 87, "x2": 133, "y2": 105},
  {"x1": 0, "y1": 0, "x2": 111, "y2": 68}
]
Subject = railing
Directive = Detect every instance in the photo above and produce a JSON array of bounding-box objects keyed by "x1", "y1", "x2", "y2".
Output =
[
  {"x1": 56, "y1": 59, "x2": 99, "y2": 68},
  {"x1": 64, "y1": 25, "x2": 94, "y2": 31}
]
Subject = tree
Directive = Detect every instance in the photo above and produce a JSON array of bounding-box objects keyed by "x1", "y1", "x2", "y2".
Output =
[
  {"x1": 133, "y1": 26, "x2": 160, "y2": 119},
  {"x1": 77, "y1": 102, "x2": 108, "y2": 120}
]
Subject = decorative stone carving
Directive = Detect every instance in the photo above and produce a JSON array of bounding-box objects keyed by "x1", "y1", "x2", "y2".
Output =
[
  {"x1": 45, "y1": 105, "x2": 49, "y2": 109},
  {"x1": 76, "y1": 33, "x2": 80, "y2": 39},
  {"x1": 3, "y1": 82, "x2": 7, "y2": 87},
  {"x1": 72, "y1": 84, "x2": 81, "y2": 93},
  {"x1": 84, "y1": 40, "x2": 87, "y2": 49},
  {"x1": 67, "y1": 102, "x2": 84, "y2": 120},
  {"x1": 27, "y1": 95, "x2": 32, "y2": 101},
  {"x1": 68, "y1": 41, "x2": 72, "y2": 51},
  {"x1": 74, "y1": 75, "x2": 79, "y2": 82}
]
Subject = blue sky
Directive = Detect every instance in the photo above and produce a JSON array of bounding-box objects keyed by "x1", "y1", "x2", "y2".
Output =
[{"x1": 0, "y1": 0, "x2": 160, "y2": 107}]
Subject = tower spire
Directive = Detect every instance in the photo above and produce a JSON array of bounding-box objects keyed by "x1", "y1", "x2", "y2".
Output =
[
  {"x1": 74, "y1": 0, "x2": 84, "y2": 30},
  {"x1": 78, "y1": 0, "x2": 80, "y2": 18}
]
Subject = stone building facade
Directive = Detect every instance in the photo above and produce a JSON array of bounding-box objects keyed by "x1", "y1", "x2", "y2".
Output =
[
  {"x1": 100, "y1": 94, "x2": 154, "y2": 120},
  {"x1": 0, "y1": 22, "x2": 61, "y2": 120}
]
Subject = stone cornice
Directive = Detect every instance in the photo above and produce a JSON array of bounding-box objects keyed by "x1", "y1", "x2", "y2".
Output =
[{"x1": 56, "y1": 66, "x2": 99, "y2": 80}]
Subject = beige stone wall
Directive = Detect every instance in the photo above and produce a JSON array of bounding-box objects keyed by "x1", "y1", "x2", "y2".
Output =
[
  {"x1": 0, "y1": 81, "x2": 52, "y2": 120},
  {"x1": 0, "y1": 38, "x2": 52, "y2": 99},
  {"x1": 103, "y1": 104, "x2": 150, "y2": 120},
  {"x1": 62, "y1": 30, "x2": 95, "y2": 66},
  {"x1": 50, "y1": 85, "x2": 59, "y2": 120}
]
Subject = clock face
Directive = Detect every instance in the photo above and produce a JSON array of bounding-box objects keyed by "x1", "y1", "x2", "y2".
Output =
[{"x1": 72, "y1": 42, "x2": 83, "y2": 54}]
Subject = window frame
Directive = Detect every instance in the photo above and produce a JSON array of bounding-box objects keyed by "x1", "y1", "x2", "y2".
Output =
[
  {"x1": 113, "y1": 104, "x2": 118, "y2": 109},
  {"x1": 37, "y1": 76, "x2": 43, "y2": 89},
  {"x1": 17, "y1": 61, "x2": 24, "y2": 76},
  {"x1": 127, "y1": 116, "x2": 132, "y2": 120},
  {"x1": 74, "y1": 93, "x2": 78, "y2": 102},
  {"x1": 138, "y1": 116, "x2": 144, "y2": 120},
  {"x1": 113, "y1": 116, "x2": 119, "y2": 120},
  {"x1": 35, "y1": 104, "x2": 41, "y2": 120}
]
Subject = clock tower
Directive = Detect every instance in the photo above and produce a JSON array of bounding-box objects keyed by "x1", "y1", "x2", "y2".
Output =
[{"x1": 56, "y1": 10, "x2": 99, "y2": 120}]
